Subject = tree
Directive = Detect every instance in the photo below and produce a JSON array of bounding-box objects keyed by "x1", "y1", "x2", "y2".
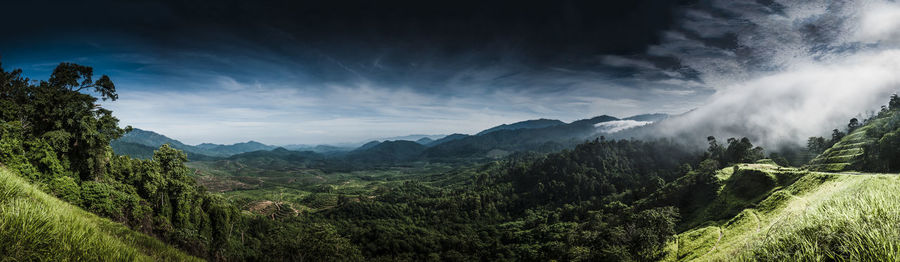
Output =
[
  {"x1": 848, "y1": 118, "x2": 861, "y2": 133},
  {"x1": 697, "y1": 159, "x2": 720, "y2": 184},
  {"x1": 0, "y1": 62, "x2": 129, "y2": 180},
  {"x1": 807, "y1": 136, "x2": 827, "y2": 154},
  {"x1": 48, "y1": 63, "x2": 118, "y2": 101},
  {"x1": 876, "y1": 131, "x2": 900, "y2": 172},
  {"x1": 831, "y1": 129, "x2": 846, "y2": 147},
  {"x1": 890, "y1": 94, "x2": 900, "y2": 111},
  {"x1": 722, "y1": 137, "x2": 762, "y2": 164},
  {"x1": 706, "y1": 136, "x2": 724, "y2": 161},
  {"x1": 768, "y1": 153, "x2": 790, "y2": 166}
]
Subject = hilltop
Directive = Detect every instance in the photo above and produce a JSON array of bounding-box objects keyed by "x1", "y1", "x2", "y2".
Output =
[{"x1": 475, "y1": 118, "x2": 566, "y2": 135}]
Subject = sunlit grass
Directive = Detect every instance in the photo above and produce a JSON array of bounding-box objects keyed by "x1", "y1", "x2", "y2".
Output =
[
  {"x1": 670, "y1": 163, "x2": 900, "y2": 261},
  {"x1": 0, "y1": 167, "x2": 200, "y2": 261},
  {"x1": 807, "y1": 121, "x2": 876, "y2": 172},
  {"x1": 739, "y1": 175, "x2": 900, "y2": 261}
]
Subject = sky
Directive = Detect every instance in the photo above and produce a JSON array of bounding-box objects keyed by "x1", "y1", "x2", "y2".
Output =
[{"x1": 3, "y1": 0, "x2": 900, "y2": 147}]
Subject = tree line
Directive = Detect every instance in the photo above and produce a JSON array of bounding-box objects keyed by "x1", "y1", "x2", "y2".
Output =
[
  {"x1": 0, "y1": 60, "x2": 783, "y2": 261},
  {"x1": 0, "y1": 61, "x2": 362, "y2": 261}
]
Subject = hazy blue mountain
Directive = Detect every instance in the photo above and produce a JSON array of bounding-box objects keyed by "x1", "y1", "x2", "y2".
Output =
[
  {"x1": 345, "y1": 140, "x2": 426, "y2": 163},
  {"x1": 356, "y1": 141, "x2": 382, "y2": 151},
  {"x1": 112, "y1": 128, "x2": 277, "y2": 158},
  {"x1": 312, "y1": 145, "x2": 353, "y2": 153},
  {"x1": 118, "y1": 114, "x2": 636, "y2": 163},
  {"x1": 379, "y1": 134, "x2": 447, "y2": 142},
  {"x1": 476, "y1": 118, "x2": 566, "y2": 136},
  {"x1": 424, "y1": 115, "x2": 619, "y2": 159},
  {"x1": 426, "y1": 134, "x2": 469, "y2": 147},
  {"x1": 226, "y1": 147, "x2": 322, "y2": 162},
  {"x1": 415, "y1": 137, "x2": 434, "y2": 145},
  {"x1": 281, "y1": 144, "x2": 314, "y2": 150},
  {"x1": 280, "y1": 144, "x2": 353, "y2": 153},
  {"x1": 194, "y1": 143, "x2": 221, "y2": 150},
  {"x1": 116, "y1": 128, "x2": 189, "y2": 149},
  {"x1": 195, "y1": 141, "x2": 276, "y2": 156},
  {"x1": 114, "y1": 128, "x2": 205, "y2": 158}
]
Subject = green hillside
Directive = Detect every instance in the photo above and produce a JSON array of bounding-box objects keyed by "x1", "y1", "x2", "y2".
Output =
[
  {"x1": 667, "y1": 163, "x2": 900, "y2": 261},
  {"x1": 806, "y1": 122, "x2": 874, "y2": 172},
  {"x1": 0, "y1": 167, "x2": 199, "y2": 261},
  {"x1": 808, "y1": 100, "x2": 900, "y2": 172}
]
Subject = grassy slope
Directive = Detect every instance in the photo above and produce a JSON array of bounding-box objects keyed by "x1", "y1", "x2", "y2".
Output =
[
  {"x1": 668, "y1": 163, "x2": 900, "y2": 261},
  {"x1": 0, "y1": 167, "x2": 201, "y2": 261},
  {"x1": 806, "y1": 115, "x2": 893, "y2": 172}
]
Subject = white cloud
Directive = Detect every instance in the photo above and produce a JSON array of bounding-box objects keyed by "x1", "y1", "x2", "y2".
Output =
[
  {"x1": 595, "y1": 120, "x2": 653, "y2": 134},
  {"x1": 644, "y1": 0, "x2": 900, "y2": 148}
]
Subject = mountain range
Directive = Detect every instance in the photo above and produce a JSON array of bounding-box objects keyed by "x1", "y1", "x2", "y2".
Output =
[
  {"x1": 114, "y1": 128, "x2": 277, "y2": 158},
  {"x1": 112, "y1": 113, "x2": 668, "y2": 164}
]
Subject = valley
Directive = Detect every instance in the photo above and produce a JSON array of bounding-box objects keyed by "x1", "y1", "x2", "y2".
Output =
[
  {"x1": 1, "y1": 62, "x2": 899, "y2": 259},
  {"x1": 6, "y1": 1, "x2": 900, "y2": 259}
]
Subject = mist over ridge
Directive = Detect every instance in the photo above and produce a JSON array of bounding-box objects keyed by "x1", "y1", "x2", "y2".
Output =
[{"x1": 642, "y1": 0, "x2": 900, "y2": 148}]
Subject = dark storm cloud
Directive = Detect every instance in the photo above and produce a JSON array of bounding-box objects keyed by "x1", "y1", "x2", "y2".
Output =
[
  {"x1": 1, "y1": 0, "x2": 722, "y2": 144},
  {"x1": 1, "y1": 0, "x2": 699, "y2": 86}
]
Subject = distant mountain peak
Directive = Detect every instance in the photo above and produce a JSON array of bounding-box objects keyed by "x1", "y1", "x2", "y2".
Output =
[
  {"x1": 415, "y1": 137, "x2": 434, "y2": 144},
  {"x1": 476, "y1": 118, "x2": 566, "y2": 136},
  {"x1": 426, "y1": 133, "x2": 469, "y2": 147},
  {"x1": 355, "y1": 140, "x2": 382, "y2": 151}
]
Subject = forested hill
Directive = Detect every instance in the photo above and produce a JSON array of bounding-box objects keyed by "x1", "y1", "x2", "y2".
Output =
[
  {"x1": 475, "y1": 118, "x2": 566, "y2": 135},
  {"x1": 420, "y1": 115, "x2": 620, "y2": 159},
  {"x1": 808, "y1": 94, "x2": 900, "y2": 172},
  {"x1": 10, "y1": 60, "x2": 900, "y2": 261},
  {"x1": 0, "y1": 62, "x2": 363, "y2": 261},
  {"x1": 122, "y1": 113, "x2": 667, "y2": 170},
  {"x1": 344, "y1": 140, "x2": 426, "y2": 163}
]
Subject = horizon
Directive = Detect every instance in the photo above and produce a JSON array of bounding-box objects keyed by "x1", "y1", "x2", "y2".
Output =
[
  {"x1": 9, "y1": 1, "x2": 900, "y2": 261},
  {"x1": 127, "y1": 112, "x2": 670, "y2": 146}
]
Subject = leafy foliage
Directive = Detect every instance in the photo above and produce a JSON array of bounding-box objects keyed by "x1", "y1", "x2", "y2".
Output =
[
  {"x1": 8, "y1": 59, "x2": 862, "y2": 261},
  {"x1": 0, "y1": 61, "x2": 361, "y2": 261}
]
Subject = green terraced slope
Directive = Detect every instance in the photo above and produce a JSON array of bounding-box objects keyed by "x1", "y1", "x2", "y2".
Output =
[
  {"x1": 0, "y1": 167, "x2": 201, "y2": 261},
  {"x1": 806, "y1": 125, "x2": 873, "y2": 172},
  {"x1": 667, "y1": 163, "x2": 900, "y2": 261}
]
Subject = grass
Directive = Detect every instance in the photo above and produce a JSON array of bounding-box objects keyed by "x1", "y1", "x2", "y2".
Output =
[
  {"x1": 668, "y1": 163, "x2": 900, "y2": 261},
  {"x1": 677, "y1": 164, "x2": 803, "y2": 230},
  {"x1": 0, "y1": 167, "x2": 201, "y2": 262},
  {"x1": 807, "y1": 120, "x2": 878, "y2": 172}
]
